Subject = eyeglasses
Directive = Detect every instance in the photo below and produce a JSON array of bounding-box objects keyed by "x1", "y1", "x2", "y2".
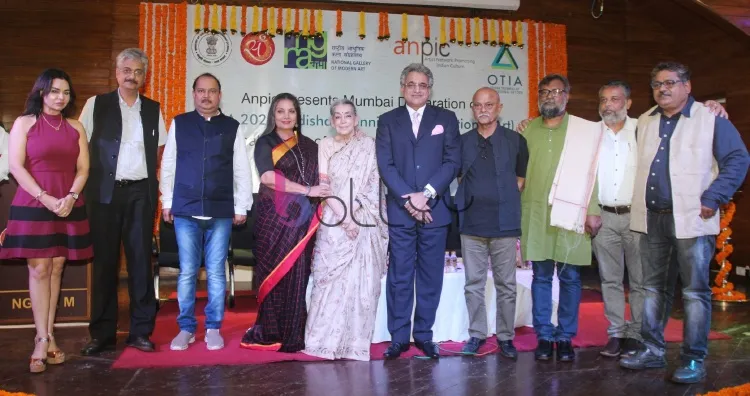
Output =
[
  {"x1": 195, "y1": 88, "x2": 220, "y2": 95},
  {"x1": 471, "y1": 102, "x2": 498, "y2": 111},
  {"x1": 538, "y1": 88, "x2": 567, "y2": 97},
  {"x1": 118, "y1": 67, "x2": 145, "y2": 77},
  {"x1": 402, "y1": 82, "x2": 432, "y2": 91},
  {"x1": 650, "y1": 80, "x2": 683, "y2": 90}
]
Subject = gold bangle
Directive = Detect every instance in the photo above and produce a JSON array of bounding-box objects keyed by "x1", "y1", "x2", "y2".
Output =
[{"x1": 35, "y1": 190, "x2": 47, "y2": 201}]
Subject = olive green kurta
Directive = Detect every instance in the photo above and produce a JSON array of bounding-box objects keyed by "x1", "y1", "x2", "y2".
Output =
[{"x1": 520, "y1": 114, "x2": 600, "y2": 266}]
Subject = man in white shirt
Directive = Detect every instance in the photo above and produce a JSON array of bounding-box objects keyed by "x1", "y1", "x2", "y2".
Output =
[
  {"x1": 79, "y1": 48, "x2": 167, "y2": 355},
  {"x1": 160, "y1": 73, "x2": 252, "y2": 351},
  {"x1": 592, "y1": 81, "x2": 644, "y2": 358}
]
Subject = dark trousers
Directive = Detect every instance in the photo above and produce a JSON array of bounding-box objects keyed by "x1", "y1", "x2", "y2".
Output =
[
  {"x1": 88, "y1": 180, "x2": 157, "y2": 339},
  {"x1": 386, "y1": 224, "x2": 448, "y2": 344}
]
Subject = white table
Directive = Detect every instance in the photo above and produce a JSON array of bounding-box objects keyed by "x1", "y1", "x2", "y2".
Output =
[{"x1": 305, "y1": 268, "x2": 560, "y2": 343}]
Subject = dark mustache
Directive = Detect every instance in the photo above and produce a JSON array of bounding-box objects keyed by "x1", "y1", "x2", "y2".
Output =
[{"x1": 125, "y1": 79, "x2": 137, "y2": 84}]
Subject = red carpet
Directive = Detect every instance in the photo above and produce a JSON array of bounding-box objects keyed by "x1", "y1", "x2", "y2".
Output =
[{"x1": 112, "y1": 291, "x2": 730, "y2": 369}]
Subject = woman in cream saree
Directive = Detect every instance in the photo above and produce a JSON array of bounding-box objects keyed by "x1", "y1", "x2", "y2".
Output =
[{"x1": 303, "y1": 99, "x2": 388, "y2": 361}]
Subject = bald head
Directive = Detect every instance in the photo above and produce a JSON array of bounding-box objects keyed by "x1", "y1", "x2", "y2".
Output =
[{"x1": 471, "y1": 87, "x2": 503, "y2": 126}]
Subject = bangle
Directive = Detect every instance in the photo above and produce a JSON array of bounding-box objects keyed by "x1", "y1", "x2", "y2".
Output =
[{"x1": 35, "y1": 190, "x2": 47, "y2": 201}]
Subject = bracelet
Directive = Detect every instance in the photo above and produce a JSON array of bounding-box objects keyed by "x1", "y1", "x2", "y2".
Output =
[
  {"x1": 35, "y1": 190, "x2": 47, "y2": 201},
  {"x1": 305, "y1": 185, "x2": 312, "y2": 196}
]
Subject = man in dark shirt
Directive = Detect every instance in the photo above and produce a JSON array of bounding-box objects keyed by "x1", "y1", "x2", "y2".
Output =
[
  {"x1": 621, "y1": 61, "x2": 749, "y2": 384},
  {"x1": 455, "y1": 87, "x2": 528, "y2": 358}
]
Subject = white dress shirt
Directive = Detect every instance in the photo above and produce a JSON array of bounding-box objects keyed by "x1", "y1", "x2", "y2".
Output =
[
  {"x1": 159, "y1": 116, "x2": 253, "y2": 218},
  {"x1": 597, "y1": 117, "x2": 638, "y2": 207},
  {"x1": 0, "y1": 125, "x2": 9, "y2": 181},
  {"x1": 405, "y1": 104, "x2": 437, "y2": 197},
  {"x1": 79, "y1": 89, "x2": 168, "y2": 180}
]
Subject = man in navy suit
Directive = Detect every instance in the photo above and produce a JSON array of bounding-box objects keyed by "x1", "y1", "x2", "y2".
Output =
[{"x1": 376, "y1": 63, "x2": 461, "y2": 359}]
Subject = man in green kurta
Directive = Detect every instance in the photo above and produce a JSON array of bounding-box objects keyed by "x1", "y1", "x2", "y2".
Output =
[{"x1": 520, "y1": 74, "x2": 602, "y2": 363}]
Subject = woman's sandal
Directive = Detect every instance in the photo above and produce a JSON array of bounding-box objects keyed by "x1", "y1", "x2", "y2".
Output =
[
  {"x1": 46, "y1": 333, "x2": 66, "y2": 365},
  {"x1": 30, "y1": 337, "x2": 49, "y2": 373}
]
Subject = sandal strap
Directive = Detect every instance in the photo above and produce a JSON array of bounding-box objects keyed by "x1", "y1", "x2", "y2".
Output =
[{"x1": 35, "y1": 337, "x2": 50, "y2": 344}]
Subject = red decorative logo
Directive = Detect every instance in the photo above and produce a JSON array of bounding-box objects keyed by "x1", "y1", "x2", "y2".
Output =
[{"x1": 241, "y1": 33, "x2": 275, "y2": 66}]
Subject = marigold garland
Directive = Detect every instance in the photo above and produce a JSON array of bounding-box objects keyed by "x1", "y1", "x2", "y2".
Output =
[
  {"x1": 498, "y1": 19, "x2": 504, "y2": 46},
  {"x1": 210, "y1": 4, "x2": 219, "y2": 34},
  {"x1": 336, "y1": 9, "x2": 343, "y2": 37},
  {"x1": 0, "y1": 390, "x2": 36, "y2": 395},
  {"x1": 489, "y1": 19, "x2": 497, "y2": 46},
  {"x1": 308, "y1": 9, "x2": 316, "y2": 38},
  {"x1": 268, "y1": 7, "x2": 276, "y2": 37},
  {"x1": 302, "y1": 9, "x2": 310, "y2": 38},
  {"x1": 377, "y1": 12, "x2": 384, "y2": 40},
  {"x1": 154, "y1": 5, "x2": 162, "y2": 101},
  {"x1": 526, "y1": 19, "x2": 539, "y2": 117},
  {"x1": 261, "y1": 7, "x2": 269, "y2": 34},
  {"x1": 439, "y1": 17, "x2": 447, "y2": 45},
  {"x1": 465, "y1": 17, "x2": 471, "y2": 47},
  {"x1": 700, "y1": 382, "x2": 750, "y2": 396},
  {"x1": 229, "y1": 6, "x2": 238, "y2": 34},
  {"x1": 251, "y1": 5, "x2": 259, "y2": 34},
  {"x1": 511, "y1": 20, "x2": 517, "y2": 45},
  {"x1": 203, "y1": 3, "x2": 210, "y2": 33},
  {"x1": 285, "y1": 8, "x2": 292, "y2": 36},
  {"x1": 294, "y1": 8, "x2": 301, "y2": 36},
  {"x1": 240, "y1": 6, "x2": 247, "y2": 35},
  {"x1": 482, "y1": 18, "x2": 489, "y2": 45},
  {"x1": 192, "y1": 3, "x2": 201, "y2": 33},
  {"x1": 139, "y1": 3, "x2": 147, "y2": 49},
  {"x1": 358, "y1": 11, "x2": 366, "y2": 39},
  {"x1": 401, "y1": 13, "x2": 408, "y2": 42},
  {"x1": 712, "y1": 202, "x2": 746, "y2": 301},
  {"x1": 503, "y1": 20, "x2": 511, "y2": 47},
  {"x1": 220, "y1": 4, "x2": 227, "y2": 33},
  {"x1": 456, "y1": 18, "x2": 464, "y2": 45},
  {"x1": 276, "y1": 8, "x2": 283, "y2": 35},
  {"x1": 315, "y1": 9, "x2": 323, "y2": 38},
  {"x1": 473, "y1": 17, "x2": 480, "y2": 46},
  {"x1": 517, "y1": 20, "x2": 525, "y2": 47},
  {"x1": 383, "y1": 12, "x2": 390, "y2": 39},
  {"x1": 423, "y1": 15, "x2": 430, "y2": 41}
]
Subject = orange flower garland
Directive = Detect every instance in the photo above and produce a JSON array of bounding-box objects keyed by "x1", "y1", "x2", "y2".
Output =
[
  {"x1": 220, "y1": 4, "x2": 227, "y2": 33},
  {"x1": 383, "y1": 12, "x2": 391, "y2": 40},
  {"x1": 294, "y1": 8, "x2": 301, "y2": 36},
  {"x1": 498, "y1": 19, "x2": 504, "y2": 46},
  {"x1": 203, "y1": 3, "x2": 210, "y2": 33},
  {"x1": 401, "y1": 13, "x2": 408, "y2": 42},
  {"x1": 465, "y1": 17, "x2": 471, "y2": 47},
  {"x1": 424, "y1": 15, "x2": 430, "y2": 41},
  {"x1": 517, "y1": 20, "x2": 525, "y2": 48},
  {"x1": 336, "y1": 9, "x2": 343, "y2": 37},
  {"x1": 511, "y1": 20, "x2": 517, "y2": 45},
  {"x1": 229, "y1": 6, "x2": 238, "y2": 35},
  {"x1": 449, "y1": 18, "x2": 456, "y2": 43},
  {"x1": 251, "y1": 5, "x2": 259, "y2": 34},
  {"x1": 139, "y1": 3, "x2": 146, "y2": 50},
  {"x1": 309, "y1": 9, "x2": 316, "y2": 38},
  {"x1": 456, "y1": 18, "x2": 464, "y2": 45},
  {"x1": 285, "y1": 8, "x2": 292, "y2": 37},
  {"x1": 154, "y1": 5, "x2": 162, "y2": 100},
  {"x1": 261, "y1": 7, "x2": 268, "y2": 34},
  {"x1": 210, "y1": 4, "x2": 219, "y2": 34},
  {"x1": 276, "y1": 8, "x2": 284, "y2": 35},
  {"x1": 526, "y1": 19, "x2": 539, "y2": 117},
  {"x1": 700, "y1": 383, "x2": 750, "y2": 396},
  {"x1": 439, "y1": 17, "x2": 447, "y2": 46},
  {"x1": 240, "y1": 6, "x2": 247, "y2": 35},
  {"x1": 377, "y1": 12, "x2": 384, "y2": 40},
  {"x1": 0, "y1": 390, "x2": 36, "y2": 395},
  {"x1": 482, "y1": 18, "x2": 489, "y2": 45},
  {"x1": 315, "y1": 9, "x2": 323, "y2": 38},
  {"x1": 193, "y1": 3, "x2": 201, "y2": 33},
  {"x1": 302, "y1": 9, "x2": 310, "y2": 38},
  {"x1": 489, "y1": 19, "x2": 497, "y2": 46},
  {"x1": 358, "y1": 11, "x2": 366, "y2": 39},
  {"x1": 473, "y1": 17, "x2": 480, "y2": 46},
  {"x1": 712, "y1": 202, "x2": 746, "y2": 301},
  {"x1": 268, "y1": 7, "x2": 276, "y2": 37}
]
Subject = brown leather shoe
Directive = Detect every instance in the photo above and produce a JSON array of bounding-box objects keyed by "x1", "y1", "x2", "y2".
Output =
[{"x1": 600, "y1": 337, "x2": 624, "y2": 358}]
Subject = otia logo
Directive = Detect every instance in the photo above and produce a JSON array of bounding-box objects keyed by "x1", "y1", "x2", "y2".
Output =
[
  {"x1": 284, "y1": 33, "x2": 327, "y2": 69},
  {"x1": 491, "y1": 46, "x2": 519, "y2": 70}
]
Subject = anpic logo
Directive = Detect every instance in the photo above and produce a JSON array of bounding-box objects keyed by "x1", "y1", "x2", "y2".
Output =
[{"x1": 393, "y1": 40, "x2": 450, "y2": 63}]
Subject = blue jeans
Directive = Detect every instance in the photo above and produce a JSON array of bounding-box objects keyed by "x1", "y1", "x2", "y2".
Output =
[
  {"x1": 174, "y1": 216, "x2": 232, "y2": 333},
  {"x1": 640, "y1": 212, "x2": 715, "y2": 361},
  {"x1": 532, "y1": 260, "x2": 582, "y2": 341}
]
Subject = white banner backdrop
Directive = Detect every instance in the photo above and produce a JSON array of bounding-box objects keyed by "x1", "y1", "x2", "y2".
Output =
[{"x1": 184, "y1": 7, "x2": 530, "y2": 191}]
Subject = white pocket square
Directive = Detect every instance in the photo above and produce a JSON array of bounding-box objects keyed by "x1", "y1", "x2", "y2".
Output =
[{"x1": 431, "y1": 125, "x2": 444, "y2": 135}]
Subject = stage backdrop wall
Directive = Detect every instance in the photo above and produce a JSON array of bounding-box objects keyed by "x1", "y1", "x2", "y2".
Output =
[{"x1": 139, "y1": 3, "x2": 567, "y2": 194}]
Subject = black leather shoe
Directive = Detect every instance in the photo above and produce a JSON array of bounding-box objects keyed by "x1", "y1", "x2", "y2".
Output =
[
  {"x1": 620, "y1": 338, "x2": 643, "y2": 357},
  {"x1": 600, "y1": 337, "x2": 624, "y2": 358},
  {"x1": 535, "y1": 339, "x2": 553, "y2": 361},
  {"x1": 671, "y1": 360, "x2": 706, "y2": 384},
  {"x1": 498, "y1": 340, "x2": 518, "y2": 361},
  {"x1": 125, "y1": 336, "x2": 155, "y2": 352},
  {"x1": 383, "y1": 342, "x2": 410, "y2": 359},
  {"x1": 415, "y1": 340, "x2": 440, "y2": 359},
  {"x1": 556, "y1": 340, "x2": 575, "y2": 362},
  {"x1": 461, "y1": 337, "x2": 486, "y2": 354},
  {"x1": 620, "y1": 348, "x2": 667, "y2": 370},
  {"x1": 80, "y1": 338, "x2": 116, "y2": 356}
]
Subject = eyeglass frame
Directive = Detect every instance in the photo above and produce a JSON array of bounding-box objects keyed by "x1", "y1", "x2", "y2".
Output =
[
  {"x1": 117, "y1": 67, "x2": 146, "y2": 77},
  {"x1": 401, "y1": 82, "x2": 433, "y2": 91},
  {"x1": 650, "y1": 79, "x2": 684, "y2": 90},
  {"x1": 538, "y1": 88, "x2": 567, "y2": 98}
]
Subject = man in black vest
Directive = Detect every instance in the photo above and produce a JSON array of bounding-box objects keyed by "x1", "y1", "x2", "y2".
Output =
[
  {"x1": 160, "y1": 73, "x2": 252, "y2": 351},
  {"x1": 79, "y1": 48, "x2": 167, "y2": 354}
]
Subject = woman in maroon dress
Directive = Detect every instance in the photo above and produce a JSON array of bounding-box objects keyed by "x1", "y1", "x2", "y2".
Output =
[
  {"x1": 240, "y1": 93, "x2": 329, "y2": 352},
  {"x1": 0, "y1": 69, "x2": 92, "y2": 373}
]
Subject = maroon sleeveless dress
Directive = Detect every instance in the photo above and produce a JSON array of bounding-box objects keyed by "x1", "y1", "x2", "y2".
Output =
[{"x1": 0, "y1": 114, "x2": 93, "y2": 260}]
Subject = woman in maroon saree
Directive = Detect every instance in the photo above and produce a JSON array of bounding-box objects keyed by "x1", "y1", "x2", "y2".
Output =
[{"x1": 241, "y1": 93, "x2": 329, "y2": 352}]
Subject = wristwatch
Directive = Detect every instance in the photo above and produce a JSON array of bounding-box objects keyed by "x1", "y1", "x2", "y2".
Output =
[
  {"x1": 68, "y1": 192, "x2": 79, "y2": 201},
  {"x1": 422, "y1": 188, "x2": 435, "y2": 200}
]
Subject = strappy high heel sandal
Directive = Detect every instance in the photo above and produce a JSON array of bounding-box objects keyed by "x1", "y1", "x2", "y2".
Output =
[
  {"x1": 30, "y1": 336, "x2": 49, "y2": 373},
  {"x1": 46, "y1": 333, "x2": 66, "y2": 365}
]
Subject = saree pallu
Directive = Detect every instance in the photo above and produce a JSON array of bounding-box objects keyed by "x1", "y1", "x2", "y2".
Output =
[{"x1": 241, "y1": 134, "x2": 319, "y2": 353}]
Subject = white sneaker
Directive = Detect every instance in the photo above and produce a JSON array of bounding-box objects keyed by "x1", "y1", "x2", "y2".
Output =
[
  {"x1": 205, "y1": 329, "x2": 224, "y2": 351},
  {"x1": 170, "y1": 330, "x2": 195, "y2": 351}
]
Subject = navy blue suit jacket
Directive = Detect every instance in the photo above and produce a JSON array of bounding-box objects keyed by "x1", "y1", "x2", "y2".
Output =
[{"x1": 375, "y1": 105, "x2": 461, "y2": 228}]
